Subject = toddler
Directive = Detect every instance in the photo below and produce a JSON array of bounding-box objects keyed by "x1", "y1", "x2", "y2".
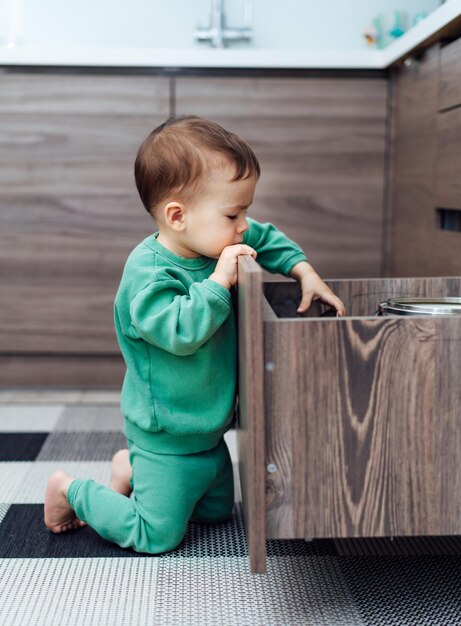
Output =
[{"x1": 45, "y1": 116, "x2": 345, "y2": 553}]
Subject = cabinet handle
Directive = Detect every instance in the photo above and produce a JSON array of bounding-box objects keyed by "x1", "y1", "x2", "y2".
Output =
[{"x1": 437, "y1": 208, "x2": 461, "y2": 232}]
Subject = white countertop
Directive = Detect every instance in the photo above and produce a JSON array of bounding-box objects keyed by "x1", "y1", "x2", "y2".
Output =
[{"x1": 0, "y1": 3, "x2": 459, "y2": 69}]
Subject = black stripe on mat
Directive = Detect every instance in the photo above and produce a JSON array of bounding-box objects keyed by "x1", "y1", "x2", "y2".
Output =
[
  {"x1": 0, "y1": 433, "x2": 49, "y2": 461},
  {"x1": 0, "y1": 504, "x2": 146, "y2": 558},
  {"x1": 338, "y1": 555, "x2": 461, "y2": 625},
  {"x1": 334, "y1": 535, "x2": 461, "y2": 556},
  {"x1": 0, "y1": 504, "x2": 336, "y2": 559}
]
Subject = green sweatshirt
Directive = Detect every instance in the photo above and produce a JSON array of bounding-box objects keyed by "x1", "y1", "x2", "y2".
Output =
[{"x1": 114, "y1": 218, "x2": 307, "y2": 454}]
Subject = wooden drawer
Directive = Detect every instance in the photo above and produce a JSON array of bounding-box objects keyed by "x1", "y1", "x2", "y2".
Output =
[
  {"x1": 439, "y1": 37, "x2": 461, "y2": 111},
  {"x1": 237, "y1": 256, "x2": 461, "y2": 572}
]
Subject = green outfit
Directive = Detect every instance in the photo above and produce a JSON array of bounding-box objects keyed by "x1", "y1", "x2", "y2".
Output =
[{"x1": 67, "y1": 218, "x2": 307, "y2": 553}]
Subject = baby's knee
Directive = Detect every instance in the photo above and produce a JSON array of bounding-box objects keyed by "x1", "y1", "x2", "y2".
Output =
[
  {"x1": 132, "y1": 519, "x2": 186, "y2": 555},
  {"x1": 190, "y1": 500, "x2": 234, "y2": 525},
  {"x1": 111, "y1": 448, "x2": 129, "y2": 467}
]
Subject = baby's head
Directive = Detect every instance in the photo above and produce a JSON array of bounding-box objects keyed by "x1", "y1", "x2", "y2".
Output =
[
  {"x1": 134, "y1": 116, "x2": 261, "y2": 258},
  {"x1": 135, "y1": 116, "x2": 260, "y2": 217}
]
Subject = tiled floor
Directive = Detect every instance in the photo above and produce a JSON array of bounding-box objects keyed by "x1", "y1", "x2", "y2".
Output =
[{"x1": 1, "y1": 392, "x2": 461, "y2": 625}]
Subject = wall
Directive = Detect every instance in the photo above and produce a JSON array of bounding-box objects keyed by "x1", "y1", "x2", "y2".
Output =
[{"x1": 0, "y1": 0, "x2": 441, "y2": 50}]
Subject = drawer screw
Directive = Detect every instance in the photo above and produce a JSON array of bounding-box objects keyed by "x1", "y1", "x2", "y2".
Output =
[
  {"x1": 267, "y1": 463, "x2": 278, "y2": 473},
  {"x1": 265, "y1": 362, "x2": 275, "y2": 372}
]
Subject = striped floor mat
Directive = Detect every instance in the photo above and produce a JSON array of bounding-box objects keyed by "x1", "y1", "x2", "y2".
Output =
[{"x1": 1, "y1": 394, "x2": 461, "y2": 625}]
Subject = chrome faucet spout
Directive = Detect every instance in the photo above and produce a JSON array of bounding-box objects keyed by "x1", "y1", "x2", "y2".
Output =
[
  {"x1": 212, "y1": 0, "x2": 225, "y2": 30},
  {"x1": 194, "y1": 0, "x2": 253, "y2": 48}
]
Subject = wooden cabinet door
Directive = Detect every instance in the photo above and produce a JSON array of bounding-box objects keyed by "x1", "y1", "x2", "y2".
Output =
[
  {"x1": 388, "y1": 46, "x2": 439, "y2": 276},
  {"x1": 175, "y1": 76, "x2": 387, "y2": 279},
  {"x1": 436, "y1": 107, "x2": 461, "y2": 210},
  {"x1": 433, "y1": 106, "x2": 461, "y2": 274},
  {"x1": 439, "y1": 36, "x2": 461, "y2": 111},
  {"x1": 389, "y1": 42, "x2": 461, "y2": 277},
  {"x1": 0, "y1": 72, "x2": 169, "y2": 386}
]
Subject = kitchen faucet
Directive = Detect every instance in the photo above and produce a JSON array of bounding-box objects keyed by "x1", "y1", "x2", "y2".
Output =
[{"x1": 194, "y1": 0, "x2": 253, "y2": 48}]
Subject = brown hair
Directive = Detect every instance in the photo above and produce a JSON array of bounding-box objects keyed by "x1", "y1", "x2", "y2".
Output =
[{"x1": 134, "y1": 116, "x2": 260, "y2": 215}]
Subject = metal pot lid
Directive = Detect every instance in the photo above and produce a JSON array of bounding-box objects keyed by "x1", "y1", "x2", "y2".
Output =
[{"x1": 380, "y1": 297, "x2": 461, "y2": 315}]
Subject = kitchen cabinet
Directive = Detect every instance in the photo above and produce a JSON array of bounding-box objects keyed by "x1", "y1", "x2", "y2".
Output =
[
  {"x1": 238, "y1": 255, "x2": 461, "y2": 572},
  {"x1": 388, "y1": 35, "x2": 461, "y2": 276},
  {"x1": 0, "y1": 72, "x2": 169, "y2": 386},
  {"x1": 176, "y1": 76, "x2": 388, "y2": 280},
  {"x1": 387, "y1": 46, "x2": 439, "y2": 276},
  {"x1": 436, "y1": 107, "x2": 461, "y2": 210},
  {"x1": 0, "y1": 70, "x2": 388, "y2": 387},
  {"x1": 439, "y1": 36, "x2": 461, "y2": 111}
]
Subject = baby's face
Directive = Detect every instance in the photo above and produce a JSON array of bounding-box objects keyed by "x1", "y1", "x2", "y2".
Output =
[{"x1": 182, "y1": 163, "x2": 257, "y2": 259}]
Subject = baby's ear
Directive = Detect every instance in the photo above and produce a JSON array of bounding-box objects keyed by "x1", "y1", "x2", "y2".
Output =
[{"x1": 164, "y1": 202, "x2": 185, "y2": 230}]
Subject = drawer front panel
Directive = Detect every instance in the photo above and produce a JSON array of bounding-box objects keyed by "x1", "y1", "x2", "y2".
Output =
[{"x1": 264, "y1": 276, "x2": 461, "y2": 540}]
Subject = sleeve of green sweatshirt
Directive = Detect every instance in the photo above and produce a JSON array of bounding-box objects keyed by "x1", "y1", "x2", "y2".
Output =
[
  {"x1": 128, "y1": 276, "x2": 232, "y2": 357},
  {"x1": 243, "y1": 218, "x2": 307, "y2": 276}
]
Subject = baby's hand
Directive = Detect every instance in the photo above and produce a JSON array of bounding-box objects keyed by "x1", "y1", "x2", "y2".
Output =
[
  {"x1": 210, "y1": 244, "x2": 257, "y2": 289},
  {"x1": 290, "y1": 261, "x2": 346, "y2": 316}
]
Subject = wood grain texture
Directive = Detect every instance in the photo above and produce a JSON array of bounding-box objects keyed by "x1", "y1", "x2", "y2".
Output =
[
  {"x1": 176, "y1": 76, "x2": 387, "y2": 118},
  {"x1": 388, "y1": 45, "x2": 439, "y2": 276},
  {"x1": 435, "y1": 314, "x2": 461, "y2": 532},
  {"x1": 0, "y1": 195, "x2": 154, "y2": 353},
  {"x1": 436, "y1": 107, "x2": 461, "y2": 209},
  {"x1": 0, "y1": 73, "x2": 169, "y2": 115},
  {"x1": 0, "y1": 285, "x2": 121, "y2": 353},
  {"x1": 176, "y1": 76, "x2": 387, "y2": 278},
  {"x1": 237, "y1": 255, "x2": 267, "y2": 573},
  {"x1": 0, "y1": 354, "x2": 125, "y2": 389},
  {"x1": 263, "y1": 275, "x2": 461, "y2": 539},
  {"x1": 439, "y1": 36, "x2": 461, "y2": 111},
  {"x1": 0, "y1": 195, "x2": 153, "y2": 288},
  {"x1": 0, "y1": 73, "x2": 168, "y2": 373}
]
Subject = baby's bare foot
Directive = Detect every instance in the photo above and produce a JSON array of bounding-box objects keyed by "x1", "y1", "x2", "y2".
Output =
[
  {"x1": 44, "y1": 471, "x2": 84, "y2": 533},
  {"x1": 109, "y1": 449, "x2": 132, "y2": 496}
]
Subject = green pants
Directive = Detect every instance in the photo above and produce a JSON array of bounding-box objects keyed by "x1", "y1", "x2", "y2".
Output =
[{"x1": 67, "y1": 437, "x2": 234, "y2": 554}]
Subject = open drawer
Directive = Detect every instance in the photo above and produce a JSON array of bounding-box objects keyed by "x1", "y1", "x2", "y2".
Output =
[{"x1": 237, "y1": 256, "x2": 461, "y2": 573}]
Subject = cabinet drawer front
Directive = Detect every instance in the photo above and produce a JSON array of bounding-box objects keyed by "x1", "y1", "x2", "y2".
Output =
[
  {"x1": 263, "y1": 276, "x2": 461, "y2": 540},
  {"x1": 439, "y1": 37, "x2": 461, "y2": 111}
]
